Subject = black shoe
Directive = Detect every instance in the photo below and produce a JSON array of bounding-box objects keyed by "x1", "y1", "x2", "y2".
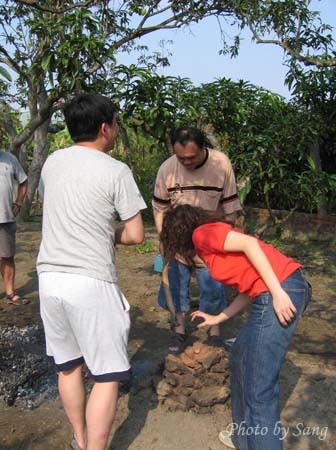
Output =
[{"x1": 168, "y1": 332, "x2": 187, "y2": 354}]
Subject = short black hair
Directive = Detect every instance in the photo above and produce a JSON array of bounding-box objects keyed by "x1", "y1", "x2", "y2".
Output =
[
  {"x1": 170, "y1": 127, "x2": 206, "y2": 149},
  {"x1": 64, "y1": 93, "x2": 118, "y2": 142}
]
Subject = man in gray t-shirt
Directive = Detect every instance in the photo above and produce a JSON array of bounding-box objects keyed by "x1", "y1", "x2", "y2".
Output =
[
  {"x1": 0, "y1": 128, "x2": 29, "y2": 305},
  {"x1": 37, "y1": 94, "x2": 146, "y2": 450}
]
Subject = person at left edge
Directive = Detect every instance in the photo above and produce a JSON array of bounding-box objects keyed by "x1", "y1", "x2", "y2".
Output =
[{"x1": 0, "y1": 128, "x2": 29, "y2": 305}]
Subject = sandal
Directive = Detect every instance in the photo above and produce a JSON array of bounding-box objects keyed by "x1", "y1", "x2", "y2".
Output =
[
  {"x1": 168, "y1": 332, "x2": 187, "y2": 354},
  {"x1": 4, "y1": 292, "x2": 30, "y2": 305},
  {"x1": 204, "y1": 329, "x2": 225, "y2": 347},
  {"x1": 70, "y1": 436, "x2": 83, "y2": 450}
]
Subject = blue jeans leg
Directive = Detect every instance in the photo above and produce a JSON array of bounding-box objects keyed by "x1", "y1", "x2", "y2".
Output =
[
  {"x1": 158, "y1": 260, "x2": 191, "y2": 312},
  {"x1": 158, "y1": 262, "x2": 227, "y2": 314},
  {"x1": 230, "y1": 270, "x2": 311, "y2": 450},
  {"x1": 195, "y1": 267, "x2": 227, "y2": 314}
]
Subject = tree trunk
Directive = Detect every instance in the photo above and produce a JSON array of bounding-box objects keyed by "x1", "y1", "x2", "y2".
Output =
[
  {"x1": 119, "y1": 126, "x2": 131, "y2": 164},
  {"x1": 164, "y1": 132, "x2": 174, "y2": 156},
  {"x1": 18, "y1": 141, "x2": 31, "y2": 174},
  {"x1": 310, "y1": 141, "x2": 328, "y2": 216},
  {"x1": 203, "y1": 123, "x2": 220, "y2": 151},
  {"x1": 19, "y1": 119, "x2": 51, "y2": 220}
]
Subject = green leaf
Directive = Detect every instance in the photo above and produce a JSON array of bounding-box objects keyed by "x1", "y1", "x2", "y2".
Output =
[
  {"x1": 307, "y1": 155, "x2": 316, "y2": 170},
  {"x1": 0, "y1": 66, "x2": 12, "y2": 81},
  {"x1": 41, "y1": 54, "x2": 52, "y2": 71}
]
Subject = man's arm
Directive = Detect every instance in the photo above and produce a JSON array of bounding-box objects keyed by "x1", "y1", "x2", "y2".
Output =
[
  {"x1": 16, "y1": 180, "x2": 28, "y2": 204},
  {"x1": 115, "y1": 212, "x2": 145, "y2": 245},
  {"x1": 223, "y1": 211, "x2": 237, "y2": 227},
  {"x1": 152, "y1": 163, "x2": 170, "y2": 235},
  {"x1": 12, "y1": 180, "x2": 28, "y2": 217},
  {"x1": 220, "y1": 153, "x2": 242, "y2": 227},
  {"x1": 153, "y1": 208, "x2": 165, "y2": 234}
]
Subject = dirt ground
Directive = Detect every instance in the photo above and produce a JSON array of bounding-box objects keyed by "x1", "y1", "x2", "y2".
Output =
[{"x1": 0, "y1": 220, "x2": 335, "y2": 450}]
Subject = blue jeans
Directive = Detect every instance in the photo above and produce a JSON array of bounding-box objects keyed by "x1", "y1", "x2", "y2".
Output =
[
  {"x1": 158, "y1": 260, "x2": 226, "y2": 314},
  {"x1": 230, "y1": 269, "x2": 312, "y2": 450}
]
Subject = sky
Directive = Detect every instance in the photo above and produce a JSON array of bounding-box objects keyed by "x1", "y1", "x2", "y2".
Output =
[{"x1": 119, "y1": 0, "x2": 336, "y2": 100}]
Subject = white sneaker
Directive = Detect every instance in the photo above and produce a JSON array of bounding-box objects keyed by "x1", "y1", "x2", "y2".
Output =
[
  {"x1": 224, "y1": 337, "x2": 236, "y2": 348},
  {"x1": 218, "y1": 430, "x2": 235, "y2": 448}
]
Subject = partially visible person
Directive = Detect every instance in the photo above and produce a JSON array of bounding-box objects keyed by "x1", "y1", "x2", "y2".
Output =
[
  {"x1": 0, "y1": 128, "x2": 29, "y2": 305},
  {"x1": 37, "y1": 94, "x2": 146, "y2": 450},
  {"x1": 152, "y1": 126, "x2": 241, "y2": 353},
  {"x1": 160, "y1": 204, "x2": 311, "y2": 450}
]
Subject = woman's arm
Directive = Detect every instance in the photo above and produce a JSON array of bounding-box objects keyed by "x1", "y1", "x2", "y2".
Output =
[
  {"x1": 223, "y1": 231, "x2": 297, "y2": 325},
  {"x1": 190, "y1": 293, "x2": 252, "y2": 328}
]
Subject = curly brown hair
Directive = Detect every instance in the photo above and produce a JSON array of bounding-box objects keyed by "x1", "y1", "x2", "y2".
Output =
[{"x1": 160, "y1": 205, "x2": 226, "y2": 265}]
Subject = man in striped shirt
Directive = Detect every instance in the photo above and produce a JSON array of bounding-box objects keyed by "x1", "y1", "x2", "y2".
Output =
[{"x1": 152, "y1": 127, "x2": 242, "y2": 353}]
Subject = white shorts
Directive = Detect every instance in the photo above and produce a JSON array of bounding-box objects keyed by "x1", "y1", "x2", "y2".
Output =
[{"x1": 38, "y1": 271, "x2": 131, "y2": 382}]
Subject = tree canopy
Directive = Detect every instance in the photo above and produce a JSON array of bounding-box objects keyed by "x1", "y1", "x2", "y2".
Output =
[
  {"x1": 1, "y1": 1, "x2": 335, "y2": 146},
  {"x1": 0, "y1": 0, "x2": 335, "y2": 216}
]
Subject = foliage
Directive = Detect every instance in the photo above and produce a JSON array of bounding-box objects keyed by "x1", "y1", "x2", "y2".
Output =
[
  {"x1": 202, "y1": 80, "x2": 335, "y2": 214},
  {"x1": 1, "y1": 0, "x2": 335, "y2": 152},
  {"x1": 0, "y1": 0, "x2": 246, "y2": 215},
  {"x1": 232, "y1": 0, "x2": 336, "y2": 67},
  {"x1": 284, "y1": 60, "x2": 336, "y2": 213},
  {"x1": 48, "y1": 129, "x2": 72, "y2": 153},
  {"x1": 286, "y1": 62, "x2": 336, "y2": 172},
  {"x1": 0, "y1": 0, "x2": 335, "y2": 218},
  {"x1": 112, "y1": 127, "x2": 166, "y2": 220},
  {"x1": 135, "y1": 240, "x2": 157, "y2": 254},
  {"x1": 117, "y1": 69, "x2": 195, "y2": 144},
  {"x1": 11, "y1": 0, "x2": 336, "y2": 67},
  {"x1": 0, "y1": 66, "x2": 12, "y2": 81},
  {"x1": 117, "y1": 73, "x2": 335, "y2": 215}
]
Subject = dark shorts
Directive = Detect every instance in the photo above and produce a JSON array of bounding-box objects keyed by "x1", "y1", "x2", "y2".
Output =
[{"x1": 0, "y1": 222, "x2": 17, "y2": 258}]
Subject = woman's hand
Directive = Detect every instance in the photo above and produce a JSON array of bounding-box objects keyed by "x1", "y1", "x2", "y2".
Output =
[
  {"x1": 272, "y1": 288, "x2": 297, "y2": 326},
  {"x1": 190, "y1": 311, "x2": 224, "y2": 328},
  {"x1": 191, "y1": 293, "x2": 251, "y2": 329}
]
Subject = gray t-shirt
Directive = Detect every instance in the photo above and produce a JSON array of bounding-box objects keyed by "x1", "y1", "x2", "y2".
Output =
[
  {"x1": 37, "y1": 145, "x2": 146, "y2": 282},
  {"x1": 0, "y1": 150, "x2": 27, "y2": 223}
]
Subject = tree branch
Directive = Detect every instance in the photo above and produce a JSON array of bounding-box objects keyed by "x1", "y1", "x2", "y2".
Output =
[
  {"x1": 253, "y1": 35, "x2": 336, "y2": 67},
  {"x1": 0, "y1": 45, "x2": 27, "y2": 78},
  {"x1": 135, "y1": 0, "x2": 170, "y2": 31},
  {"x1": 244, "y1": 14, "x2": 336, "y2": 67},
  {"x1": 85, "y1": 5, "x2": 230, "y2": 75},
  {"x1": 12, "y1": 0, "x2": 97, "y2": 14},
  {"x1": 10, "y1": 92, "x2": 61, "y2": 154}
]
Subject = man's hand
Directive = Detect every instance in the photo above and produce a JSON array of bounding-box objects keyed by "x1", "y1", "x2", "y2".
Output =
[{"x1": 12, "y1": 202, "x2": 21, "y2": 217}]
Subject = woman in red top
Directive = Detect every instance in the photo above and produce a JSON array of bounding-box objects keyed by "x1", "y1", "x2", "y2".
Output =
[{"x1": 160, "y1": 205, "x2": 311, "y2": 450}]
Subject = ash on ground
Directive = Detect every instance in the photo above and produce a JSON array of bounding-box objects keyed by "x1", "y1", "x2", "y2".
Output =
[{"x1": 0, "y1": 325, "x2": 57, "y2": 409}]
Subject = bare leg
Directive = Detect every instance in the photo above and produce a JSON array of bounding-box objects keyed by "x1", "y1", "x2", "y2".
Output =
[
  {"x1": 209, "y1": 324, "x2": 220, "y2": 336},
  {"x1": 174, "y1": 311, "x2": 186, "y2": 334},
  {"x1": 86, "y1": 381, "x2": 119, "y2": 450},
  {"x1": 1, "y1": 256, "x2": 15, "y2": 295},
  {"x1": 58, "y1": 365, "x2": 87, "y2": 450}
]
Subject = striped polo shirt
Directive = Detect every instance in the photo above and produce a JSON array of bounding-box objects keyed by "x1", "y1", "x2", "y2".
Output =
[{"x1": 152, "y1": 148, "x2": 241, "y2": 215}]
